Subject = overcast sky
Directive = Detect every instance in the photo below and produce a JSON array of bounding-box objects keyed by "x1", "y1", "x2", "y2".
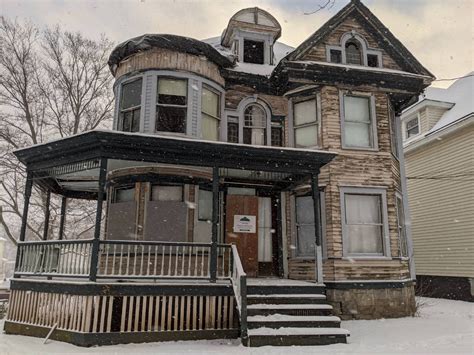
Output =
[{"x1": 1, "y1": 0, "x2": 472, "y2": 88}]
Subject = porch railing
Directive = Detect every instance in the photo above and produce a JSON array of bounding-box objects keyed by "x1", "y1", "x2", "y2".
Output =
[
  {"x1": 14, "y1": 239, "x2": 232, "y2": 280},
  {"x1": 229, "y1": 244, "x2": 248, "y2": 344}
]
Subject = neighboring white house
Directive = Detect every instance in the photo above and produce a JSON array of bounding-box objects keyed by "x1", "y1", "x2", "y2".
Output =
[{"x1": 402, "y1": 72, "x2": 474, "y2": 301}]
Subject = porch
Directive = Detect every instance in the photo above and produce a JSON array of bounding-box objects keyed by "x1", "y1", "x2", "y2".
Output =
[{"x1": 6, "y1": 130, "x2": 340, "y2": 346}]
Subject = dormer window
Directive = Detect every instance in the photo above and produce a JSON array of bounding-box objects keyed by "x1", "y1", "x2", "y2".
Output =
[
  {"x1": 345, "y1": 40, "x2": 362, "y2": 65},
  {"x1": 243, "y1": 39, "x2": 264, "y2": 64},
  {"x1": 119, "y1": 78, "x2": 142, "y2": 132}
]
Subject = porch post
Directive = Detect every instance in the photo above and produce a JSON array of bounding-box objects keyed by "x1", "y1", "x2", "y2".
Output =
[
  {"x1": 276, "y1": 193, "x2": 284, "y2": 277},
  {"x1": 210, "y1": 166, "x2": 219, "y2": 282},
  {"x1": 310, "y1": 172, "x2": 324, "y2": 284},
  {"x1": 19, "y1": 171, "x2": 33, "y2": 242},
  {"x1": 42, "y1": 190, "x2": 51, "y2": 240},
  {"x1": 89, "y1": 158, "x2": 108, "y2": 282},
  {"x1": 58, "y1": 196, "x2": 67, "y2": 240}
]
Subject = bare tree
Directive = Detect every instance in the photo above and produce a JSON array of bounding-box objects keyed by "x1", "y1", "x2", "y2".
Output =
[
  {"x1": 304, "y1": 0, "x2": 336, "y2": 15},
  {"x1": 0, "y1": 17, "x2": 114, "y2": 246}
]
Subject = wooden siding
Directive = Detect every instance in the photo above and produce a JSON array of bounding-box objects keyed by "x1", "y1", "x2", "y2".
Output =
[
  {"x1": 405, "y1": 125, "x2": 474, "y2": 278},
  {"x1": 301, "y1": 16, "x2": 402, "y2": 70},
  {"x1": 115, "y1": 48, "x2": 225, "y2": 86}
]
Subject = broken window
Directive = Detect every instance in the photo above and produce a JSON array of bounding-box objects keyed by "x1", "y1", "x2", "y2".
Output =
[
  {"x1": 119, "y1": 78, "x2": 142, "y2": 132},
  {"x1": 201, "y1": 86, "x2": 220, "y2": 141},
  {"x1": 244, "y1": 104, "x2": 267, "y2": 145},
  {"x1": 243, "y1": 39, "x2": 264, "y2": 64},
  {"x1": 156, "y1": 77, "x2": 187, "y2": 133}
]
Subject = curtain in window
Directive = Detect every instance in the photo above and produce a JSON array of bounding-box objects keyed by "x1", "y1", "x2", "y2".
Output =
[
  {"x1": 201, "y1": 87, "x2": 220, "y2": 141},
  {"x1": 344, "y1": 194, "x2": 384, "y2": 254},
  {"x1": 244, "y1": 105, "x2": 266, "y2": 145},
  {"x1": 294, "y1": 99, "x2": 318, "y2": 147},
  {"x1": 343, "y1": 95, "x2": 372, "y2": 147}
]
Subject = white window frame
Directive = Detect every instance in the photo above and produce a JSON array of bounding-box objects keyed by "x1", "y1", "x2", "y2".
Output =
[
  {"x1": 116, "y1": 76, "x2": 145, "y2": 132},
  {"x1": 404, "y1": 114, "x2": 420, "y2": 140},
  {"x1": 340, "y1": 91, "x2": 378, "y2": 151},
  {"x1": 200, "y1": 84, "x2": 221, "y2": 141},
  {"x1": 291, "y1": 191, "x2": 326, "y2": 260},
  {"x1": 236, "y1": 97, "x2": 272, "y2": 146},
  {"x1": 340, "y1": 187, "x2": 391, "y2": 259},
  {"x1": 291, "y1": 94, "x2": 322, "y2": 148}
]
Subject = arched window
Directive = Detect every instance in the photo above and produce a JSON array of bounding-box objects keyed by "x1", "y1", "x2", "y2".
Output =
[
  {"x1": 244, "y1": 104, "x2": 267, "y2": 145},
  {"x1": 345, "y1": 40, "x2": 362, "y2": 65}
]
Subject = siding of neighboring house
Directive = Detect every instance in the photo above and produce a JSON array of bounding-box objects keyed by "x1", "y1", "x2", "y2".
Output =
[{"x1": 405, "y1": 124, "x2": 474, "y2": 278}]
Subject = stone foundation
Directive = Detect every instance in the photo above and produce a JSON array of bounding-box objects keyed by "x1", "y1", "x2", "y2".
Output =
[{"x1": 326, "y1": 282, "x2": 416, "y2": 320}]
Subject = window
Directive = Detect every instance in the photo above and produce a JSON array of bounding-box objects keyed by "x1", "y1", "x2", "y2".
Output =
[
  {"x1": 156, "y1": 77, "x2": 187, "y2": 133},
  {"x1": 396, "y1": 194, "x2": 408, "y2": 258},
  {"x1": 201, "y1": 86, "x2": 220, "y2": 141},
  {"x1": 227, "y1": 122, "x2": 239, "y2": 143},
  {"x1": 342, "y1": 94, "x2": 376, "y2": 149},
  {"x1": 151, "y1": 185, "x2": 183, "y2": 201},
  {"x1": 271, "y1": 123, "x2": 283, "y2": 147},
  {"x1": 295, "y1": 194, "x2": 324, "y2": 257},
  {"x1": 389, "y1": 105, "x2": 399, "y2": 158},
  {"x1": 330, "y1": 49, "x2": 342, "y2": 64},
  {"x1": 113, "y1": 186, "x2": 135, "y2": 203},
  {"x1": 345, "y1": 40, "x2": 362, "y2": 65},
  {"x1": 244, "y1": 104, "x2": 267, "y2": 145},
  {"x1": 293, "y1": 99, "x2": 318, "y2": 147},
  {"x1": 367, "y1": 54, "x2": 379, "y2": 68},
  {"x1": 198, "y1": 189, "x2": 213, "y2": 221},
  {"x1": 119, "y1": 79, "x2": 142, "y2": 132},
  {"x1": 405, "y1": 117, "x2": 419, "y2": 139},
  {"x1": 243, "y1": 39, "x2": 264, "y2": 64},
  {"x1": 342, "y1": 189, "x2": 388, "y2": 256}
]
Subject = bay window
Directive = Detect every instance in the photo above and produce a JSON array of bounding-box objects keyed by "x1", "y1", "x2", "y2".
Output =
[
  {"x1": 244, "y1": 104, "x2": 267, "y2": 145},
  {"x1": 119, "y1": 78, "x2": 142, "y2": 132},
  {"x1": 293, "y1": 98, "x2": 319, "y2": 147},
  {"x1": 156, "y1": 77, "x2": 187, "y2": 133},
  {"x1": 341, "y1": 187, "x2": 389, "y2": 257},
  {"x1": 342, "y1": 94, "x2": 377, "y2": 149},
  {"x1": 201, "y1": 86, "x2": 220, "y2": 141}
]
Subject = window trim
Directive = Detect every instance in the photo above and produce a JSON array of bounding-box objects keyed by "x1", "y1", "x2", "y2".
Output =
[
  {"x1": 291, "y1": 190, "x2": 326, "y2": 260},
  {"x1": 118, "y1": 77, "x2": 144, "y2": 132},
  {"x1": 236, "y1": 97, "x2": 272, "y2": 146},
  {"x1": 112, "y1": 185, "x2": 136, "y2": 204},
  {"x1": 395, "y1": 192, "x2": 409, "y2": 259},
  {"x1": 404, "y1": 114, "x2": 421, "y2": 140},
  {"x1": 155, "y1": 76, "x2": 189, "y2": 135},
  {"x1": 292, "y1": 94, "x2": 321, "y2": 148},
  {"x1": 388, "y1": 103, "x2": 400, "y2": 160},
  {"x1": 201, "y1": 84, "x2": 221, "y2": 141},
  {"x1": 340, "y1": 91, "x2": 379, "y2": 151},
  {"x1": 340, "y1": 187, "x2": 391, "y2": 259}
]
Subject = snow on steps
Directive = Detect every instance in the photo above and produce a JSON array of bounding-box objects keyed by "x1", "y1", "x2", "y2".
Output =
[
  {"x1": 247, "y1": 314, "x2": 342, "y2": 329},
  {"x1": 247, "y1": 293, "x2": 327, "y2": 304},
  {"x1": 247, "y1": 327, "x2": 350, "y2": 347}
]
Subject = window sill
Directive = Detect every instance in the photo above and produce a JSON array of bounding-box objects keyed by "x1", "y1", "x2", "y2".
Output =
[
  {"x1": 341, "y1": 256, "x2": 392, "y2": 261},
  {"x1": 341, "y1": 145, "x2": 379, "y2": 152}
]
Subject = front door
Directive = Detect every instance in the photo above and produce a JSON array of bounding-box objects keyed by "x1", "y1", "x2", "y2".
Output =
[{"x1": 225, "y1": 195, "x2": 259, "y2": 277}]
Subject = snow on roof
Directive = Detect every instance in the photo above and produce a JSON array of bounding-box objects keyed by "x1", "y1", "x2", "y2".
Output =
[
  {"x1": 422, "y1": 72, "x2": 474, "y2": 133},
  {"x1": 202, "y1": 36, "x2": 294, "y2": 77}
]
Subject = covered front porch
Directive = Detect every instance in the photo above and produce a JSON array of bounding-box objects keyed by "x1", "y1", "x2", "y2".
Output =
[{"x1": 7, "y1": 130, "x2": 336, "y2": 346}]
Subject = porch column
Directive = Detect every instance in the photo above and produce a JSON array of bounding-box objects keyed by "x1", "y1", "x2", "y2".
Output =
[
  {"x1": 58, "y1": 196, "x2": 67, "y2": 240},
  {"x1": 310, "y1": 172, "x2": 324, "y2": 284},
  {"x1": 19, "y1": 171, "x2": 33, "y2": 242},
  {"x1": 89, "y1": 158, "x2": 108, "y2": 282},
  {"x1": 42, "y1": 190, "x2": 51, "y2": 241},
  {"x1": 210, "y1": 166, "x2": 219, "y2": 282},
  {"x1": 276, "y1": 193, "x2": 284, "y2": 277}
]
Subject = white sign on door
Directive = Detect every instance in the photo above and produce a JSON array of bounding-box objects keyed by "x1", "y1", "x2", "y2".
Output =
[{"x1": 233, "y1": 215, "x2": 257, "y2": 233}]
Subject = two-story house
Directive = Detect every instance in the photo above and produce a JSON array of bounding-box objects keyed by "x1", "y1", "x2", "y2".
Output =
[
  {"x1": 5, "y1": 0, "x2": 434, "y2": 347},
  {"x1": 401, "y1": 73, "x2": 474, "y2": 301}
]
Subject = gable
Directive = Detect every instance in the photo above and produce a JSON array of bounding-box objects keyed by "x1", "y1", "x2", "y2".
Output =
[
  {"x1": 287, "y1": 0, "x2": 434, "y2": 77},
  {"x1": 301, "y1": 15, "x2": 402, "y2": 71}
]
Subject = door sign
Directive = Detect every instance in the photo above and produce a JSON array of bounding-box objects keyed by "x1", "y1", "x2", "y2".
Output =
[{"x1": 233, "y1": 215, "x2": 257, "y2": 233}]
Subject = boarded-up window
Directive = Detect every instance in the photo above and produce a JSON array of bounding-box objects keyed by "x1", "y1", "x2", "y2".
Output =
[
  {"x1": 119, "y1": 79, "x2": 142, "y2": 132},
  {"x1": 294, "y1": 99, "x2": 318, "y2": 147},
  {"x1": 108, "y1": 186, "x2": 137, "y2": 240},
  {"x1": 156, "y1": 78, "x2": 187, "y2": 133},
  {"x1": 201, "y1": 86, "x2": 220, "y2": 141}
]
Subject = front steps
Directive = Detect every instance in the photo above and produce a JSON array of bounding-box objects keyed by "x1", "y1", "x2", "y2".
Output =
[{"x1": 245, "y1": 280, "x2": 349, "y2": 347}]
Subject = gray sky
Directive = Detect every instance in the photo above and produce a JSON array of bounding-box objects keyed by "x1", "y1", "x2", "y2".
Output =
[{"x1": 1, "y1": 0, "x2": 472, "y2": 88}]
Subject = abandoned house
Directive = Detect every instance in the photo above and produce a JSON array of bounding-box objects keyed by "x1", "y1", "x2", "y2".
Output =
[{"x1": 4, "y1": 0, "x2": 435, "y2": 347}]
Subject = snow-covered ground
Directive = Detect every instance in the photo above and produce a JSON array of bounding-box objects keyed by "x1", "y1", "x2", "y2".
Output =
[{"x1": 0, "y1": 297, "x2": 472, "y2": 354}]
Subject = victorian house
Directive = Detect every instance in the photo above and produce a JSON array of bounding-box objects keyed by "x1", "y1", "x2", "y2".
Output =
[{"x1": 5, "y1": 0, "x2": 434, "y2": 347}]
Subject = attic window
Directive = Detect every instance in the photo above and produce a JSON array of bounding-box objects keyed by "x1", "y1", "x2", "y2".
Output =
[
  {"x1": 345, "y1": 40, "x2": 362, "y2": 65},
  {"x1": 243, "y1": 39, "x2": 264, "y2": 64},
  {"x1": 367, "y1": 54, "x2": 379, "y2": 68},
  {"x1": 330, "y1": 49, "x2": 342, "y2": 64}
]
